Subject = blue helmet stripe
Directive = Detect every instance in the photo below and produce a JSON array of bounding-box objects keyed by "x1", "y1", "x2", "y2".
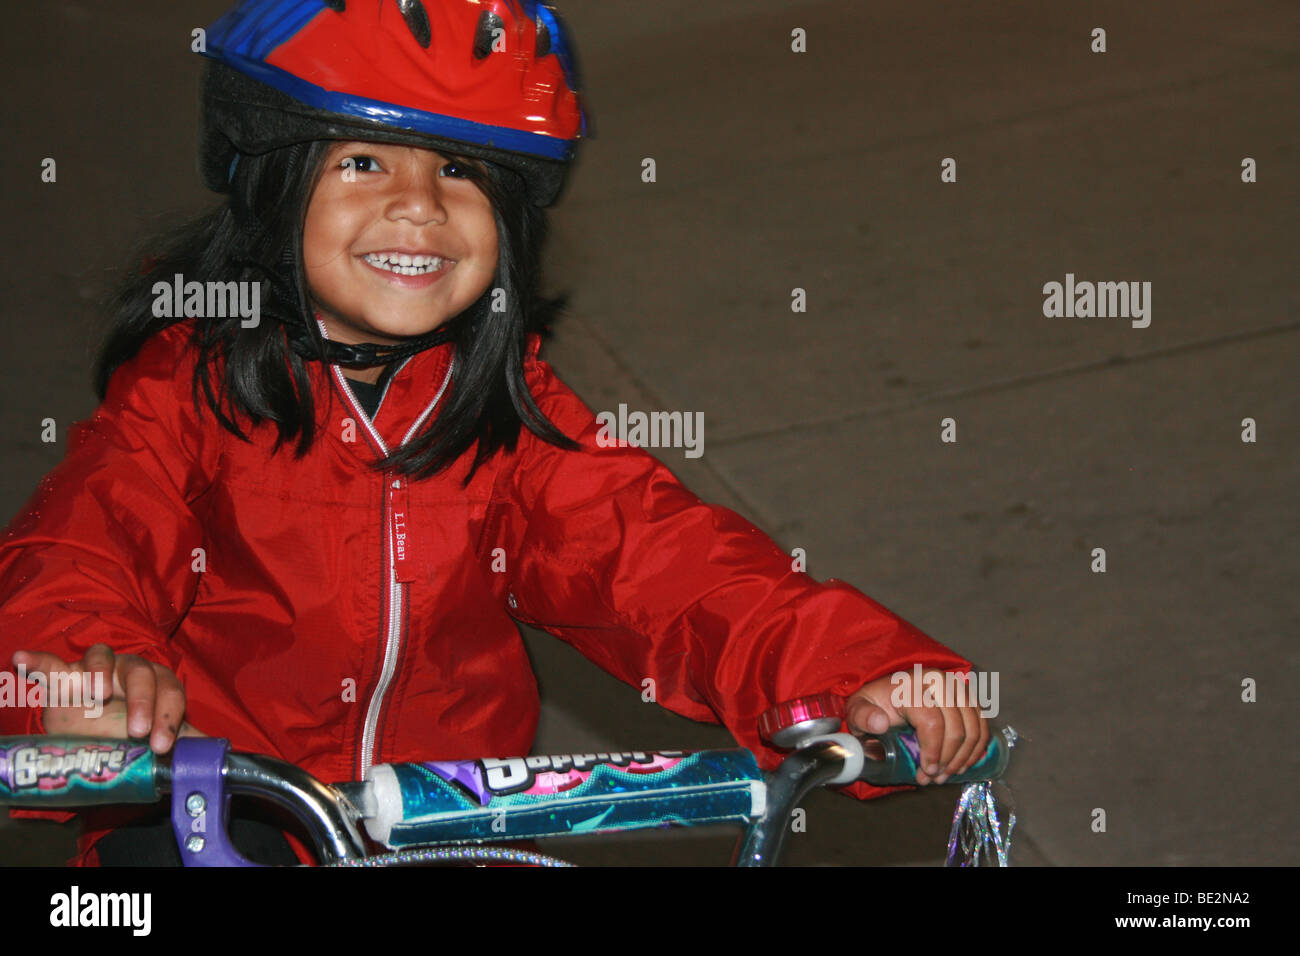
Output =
[
  {"x1": 533, "y1": 5, "x2": 582, "y2": 100},
  {"x1": 208, "y1": 0, "x2": 329, "y2": 62}
]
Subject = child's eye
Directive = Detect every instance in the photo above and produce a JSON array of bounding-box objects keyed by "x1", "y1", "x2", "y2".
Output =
[
  {"x1": 439, "y1": 160, "x2": 477, "y2": 179},
  {"x1": 343, "y1": 155, "x2": 383, "y2": 173}
]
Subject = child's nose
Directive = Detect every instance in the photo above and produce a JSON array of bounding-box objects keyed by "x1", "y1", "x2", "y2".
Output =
[{"x1": 387, "y1": 174, "x2": 449, "y2": 226}]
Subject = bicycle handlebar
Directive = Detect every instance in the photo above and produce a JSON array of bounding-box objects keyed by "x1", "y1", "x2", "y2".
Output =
[
  {"x1": 0, "y1": 737, "x2": 161, "y2": 807},
  {"x1": 0, "y1": 719, "x2": 1013, "y2": 866}
]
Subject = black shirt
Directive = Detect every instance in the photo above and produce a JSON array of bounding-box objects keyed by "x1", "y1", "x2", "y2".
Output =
[{"x1": 343, "y1": 364, "x2": 397, "y2": 420}]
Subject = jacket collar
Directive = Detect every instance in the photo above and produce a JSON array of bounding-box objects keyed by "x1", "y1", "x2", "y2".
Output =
[{"x1": 309, "y1": 324, "x2": 545, "y2": 451}]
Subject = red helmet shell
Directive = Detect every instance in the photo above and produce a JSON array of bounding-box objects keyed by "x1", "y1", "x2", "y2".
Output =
[
  {"x1": 265, "y1": 1, "x2": 583, "y2": 147},
  {"x1": 200, "y1": 0, "x2": 589, "y2": 205}
]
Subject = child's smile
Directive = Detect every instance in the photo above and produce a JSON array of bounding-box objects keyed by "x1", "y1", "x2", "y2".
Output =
[
  {"x1": 360, "y1": 250, "x2": 454, "y2": 285},
  {"x1": 303, "y1": 141, "x2": 498, "y2": 356}
]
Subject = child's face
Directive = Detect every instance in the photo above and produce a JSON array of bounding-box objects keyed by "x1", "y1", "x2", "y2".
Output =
[{"x1": 303, "y1": 141, "x2": 498, "y2": 346}]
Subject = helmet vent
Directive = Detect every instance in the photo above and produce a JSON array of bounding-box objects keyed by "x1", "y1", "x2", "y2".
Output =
[
  {"x1": 395, "y1": 0, "x2": 432, "y2": 48},
  {"x1": 534, "y1": 17, "x2": 551, "y2": 58},
  {"x1": 322, "y1": 0, "x2": 345, "y2": 11},
  {"x1": 473, "y1": 11, "x2": 504, "y2": 59}
]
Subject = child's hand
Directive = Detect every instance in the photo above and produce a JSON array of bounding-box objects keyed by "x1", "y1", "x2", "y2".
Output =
[
  {"x1": 11, "y1": 645, "x2": 204, "y2": 753},
  {"x1": 844, "y1": 668, "x2": 990, "y2": 786}
]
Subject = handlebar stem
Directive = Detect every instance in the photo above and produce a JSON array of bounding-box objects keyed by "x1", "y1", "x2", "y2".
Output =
[
  {"x1": 732, "y1": 738, "x2": 856, "y2": 867},
  {"x1": 224, "y1": 754, "x2": 369, "y2": 864}
]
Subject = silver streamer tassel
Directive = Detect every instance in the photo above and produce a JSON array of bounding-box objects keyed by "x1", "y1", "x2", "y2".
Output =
[{"x1": 945, "y1": 725, "x2": 1018, "y2": 867}]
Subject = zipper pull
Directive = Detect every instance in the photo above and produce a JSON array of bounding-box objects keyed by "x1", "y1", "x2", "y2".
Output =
[{"x1": 388, "y1": 476, "x2": 417, "y2": 583}]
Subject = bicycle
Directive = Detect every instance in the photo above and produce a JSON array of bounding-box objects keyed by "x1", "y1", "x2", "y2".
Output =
[{"x1": 0, "y1": 693, "x2": 1015, "y2": 867}]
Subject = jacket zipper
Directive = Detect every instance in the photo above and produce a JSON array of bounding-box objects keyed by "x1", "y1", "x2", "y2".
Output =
[{"x1": 327, "y1": 351, "x2": 454, "y2": 782}]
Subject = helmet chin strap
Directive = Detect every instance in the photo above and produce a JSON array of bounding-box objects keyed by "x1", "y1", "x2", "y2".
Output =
[{"x1": 285, "y1": 321, "x2": 454, "y2": 369}]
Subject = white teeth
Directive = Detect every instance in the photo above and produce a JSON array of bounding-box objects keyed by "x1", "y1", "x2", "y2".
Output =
[{"x1": 364, "y1": 253, "x2": 448, "y2": 275}]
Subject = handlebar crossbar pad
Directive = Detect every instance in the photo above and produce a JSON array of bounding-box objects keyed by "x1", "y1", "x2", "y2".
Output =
[
  {"x1": 0, "y1": 737, "x2": 159, "y2": 807},
  {"x1": 366, "y1": 749, "x2": 766, "y2": 847}
]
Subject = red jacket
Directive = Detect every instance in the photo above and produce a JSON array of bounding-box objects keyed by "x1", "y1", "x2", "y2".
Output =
[{"x1": 0, "y1": 321, "x2": 970, "y2": 863}]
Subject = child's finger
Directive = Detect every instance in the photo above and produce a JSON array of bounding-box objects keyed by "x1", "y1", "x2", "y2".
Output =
[
  {"x1": 931, "y1": 706, "x2": 970, "y2": 783},
  {"x1": 119, "y1": 658, "x2": 158, "y2": 741},
  {"x1": 844, "y1": 694, "x2": 891, "y2": 735},
  {"x1": 956, "y1": 708, "x2": 989, "y2": 773},
  {"x1": 82, "y1": 644, "x2": 120, "y2": 698},
  {"x1": 11, "y1": 651, "x2": 86, "y2": 718},
  {"x1": 11, "y1": 649, "x2": 71, "y2": 679},
  {"x1": 975, "y1": 714, "x2": 992, "y2": 767},
  {"x1": 148, "y1": 667, "x2": 188, "y2": 753},
  {"x1": 941, "y1": 707, "x2": 977, "y2": 780},
  {"x1": 903, "y1": 706, "x2": 946, "y2": 784},
  {"x1": 936, "y1": 707, "x2": 980, "y2": 782}
]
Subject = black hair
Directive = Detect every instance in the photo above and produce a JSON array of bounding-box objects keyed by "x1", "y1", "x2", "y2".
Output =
[{"x1": 94, "y1": 139, "x2": 579, "y2": 484}]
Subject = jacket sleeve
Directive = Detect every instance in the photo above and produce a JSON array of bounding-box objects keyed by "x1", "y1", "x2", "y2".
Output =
[
  {"x1": 502, "y1": 355, "x2": 973, "y2": 799},
  {"x1": 0, "y1": 323, "x2": 216, "y2": 742}
]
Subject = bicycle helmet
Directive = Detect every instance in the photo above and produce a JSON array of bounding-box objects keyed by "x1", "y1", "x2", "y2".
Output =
[
  {"x1": 199, "y1": 0, "x2": 588, "y2": 207},
  {"x1": 195, "y1": 0, "x2": 589, "y2": 367}
]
